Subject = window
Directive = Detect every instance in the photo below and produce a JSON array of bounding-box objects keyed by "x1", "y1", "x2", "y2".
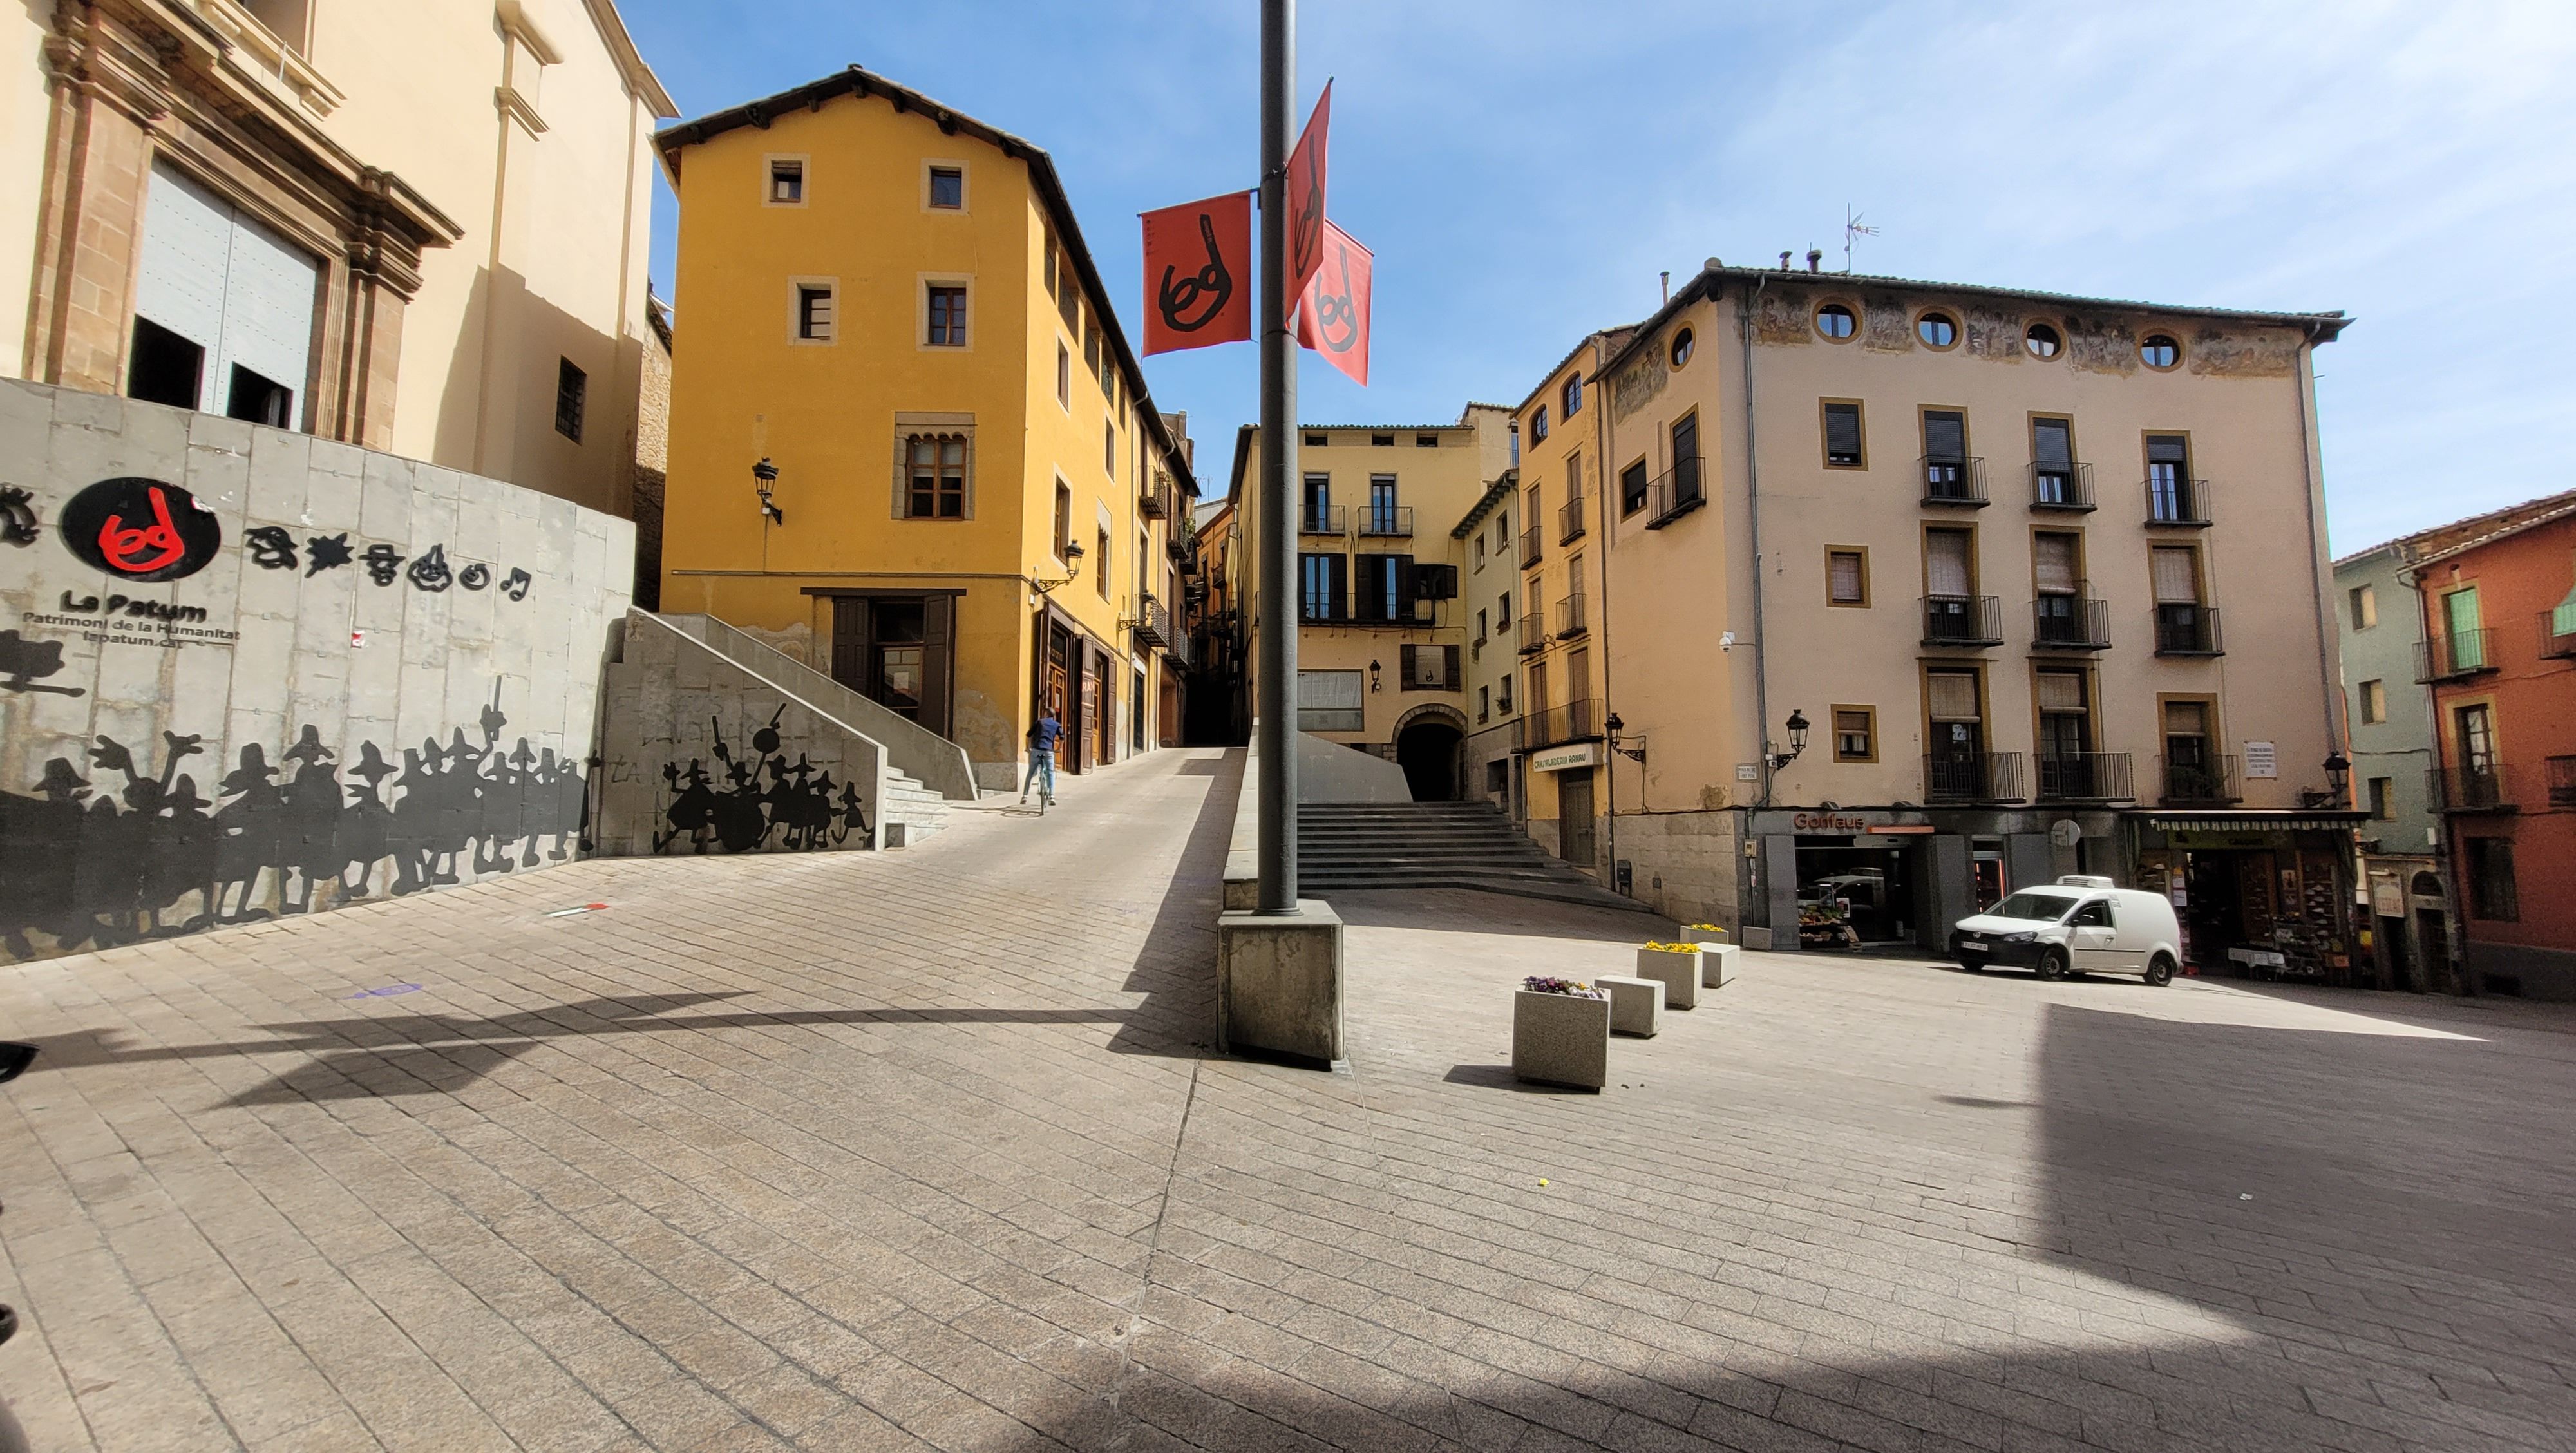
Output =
[
  {"x1": 1104, "y1": 420, "x2": 1118, "y2": 477},
  {"x1": 1497, "y1": 590, "x2": 1511, "y2": 627},
  {"x1": 1926, "y1": 527, "x2": 1975, "y2": 608},
  {"x1": 2367, "y1": 777, "x2": 2393, "y2": 821},
  {"x1": 2140, "y1": 333, "x2": 2181, "y2": 370},
  {"x1": 1097, "y1": 528, "x2": 1112, "y2": 599},
  {"x1": 904, "y1": 435, "x2": 967, "y2": 519},
  {"x1": 1370, "y1": 432, "x2": 1394, "y2": 446},
  {"x1": 1475, "y1": 608, "x2": 1488, "y2": 643},
  {"x1": 1084, "y1": 318, "x2": 1101, "y2": 376},
  {"x1": 2163, "y1": 700, "x2": 2213, "y2": 797},
  {"x1": 2036, "y1": 670, "x2": 2091, "y2": 773},
  {"x1": 1530, "y1": 406, "x2": 1549, "y2": 442},
  {"x1": 2032, "y1": 417, "x2": 2076, "y2": 503},
  {"x1": 2349, "y1": 584, "x2": 2377, "y2": 630},
  {"x1": 793, "y1": 282, "x2": 836, "y2": 342},
  {"x1": 2467, "y1": 838, "x2": 2519, "y2": 921},
  {"x1": 1355, "y1": 553, "x2": 1413, "y2": 622},
  {"x1": 2359, "y1": 678, "x2": 2387, "y2": 725},
  {"x1": 1815, "y1": 303, "x2": 1856, "y2": 340},
  {"x1": 2025, "y1": 322, "x2": 2061, "y2": 358},
  {"x1": 1298, "y1": 669, "x2": 1365, "y2": 732},
  {"x1": 1827, "y1": 548, "x2": 1868, "y2": 607},
  {"x1": 226, "y1": 365, "x2": 291, "y2": 427},
  {"x1": 1300, "y1": 553, "x2": 1348, "y2": 622},
  {"x1": 1302, "y1": 472, "x2": 1331, "y2": 533},
  {"x1": 1416, "y1": 433, "x2": 1439, "y2": 448},
  {"x1": 1671, "y1": 327, "x2": 1695, "y2": 367},
  {"x1": 1058, "y1": 258, "x2": 1079, "y2": 330},
  {"x1": 1043, "y1": 229, "x2": 1059, "y2": 301},
  {"x1": 1054, "y1": 482, "x2": 1072, "y2": 559},
  {"x1": 1562, "y1": 374, "x2": 1582, "y2": 417},
  {"x1": 1822, "y1": 401, "x2": 1864, "y2": 468},
  {"x1": 1367, "y1": 475, "x2": 1399, "y2": 533},
  {"x1": 2455, "y1": 703, "x2": 2496, "y2": 775},
  {"x1": 1304, "y1": 432, "x2": 1329, "y2": 446},
  {"x1": 1926, "y1": 672, "x2": 1984, "y2": 788},
  {"x1": 1401, "y1": 645, "x2": 1459, "y2": 691},
  {"x1": 2071, "y1": 900, "x2": 2114, "y2": 929},
  {"x1": 1057, "y1": 343, "x2": 1071, "y2": 408},
  {"x1": 553, "y1": 357, "x2": 585, "y2": 441},
  {"x1": 1921, "y1": 409, "x2": 1969, "y2": 499},
  {"x1": 1620, "y1": 459, "x2": 1649, "y2": 517},
  {"x1": 1478, "y1": 685, "x2": 1490, "y2": 722},
  {"x1": 126, "y1": 317, "x2": 204, "y2": 410},
  {"x1": 2146, "y1": 435, "x2": 2195, "y2": 521},
  {"x1": 767, "y1": 157, "x2": 805, "y2": 204},
  {"x1": 925, "y1": 284, "x2": 967, "y2": 347},
  {"x1": 1474, "y1": 533, "x2": 1487, "y2": 565},
  {"x1": 927, "y1": 165, "x2": 964, "y2": 209},
  {"x1": 2151, "y1": 546, "x2": 2201, "y2": 604},
  {"x1": 1498, "y1": 673, "x2": 1515, "y2": 712},
  {"x1": 1917, "y1": 312, "x2": 1958, "y2": 348},
  {"x1": 1669, "y1": 414, "x2": 1702, "y2": 506},
  {"x1": 1833, "y1": 707, "x2": 1876, "y2": 763},
  {"x1": 2034, "y1": 531, "x2": 2079, "y2": 603}
]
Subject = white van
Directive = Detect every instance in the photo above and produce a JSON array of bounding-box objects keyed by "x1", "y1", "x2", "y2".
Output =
[{"x1": 1947, "y1": 875, "x2": 2184, "y2": 985}]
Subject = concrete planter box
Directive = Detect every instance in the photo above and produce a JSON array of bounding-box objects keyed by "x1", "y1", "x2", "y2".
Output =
[
  {"x1": 1633, "y1": 947, "x2": 1700, "y2": 1009},
  {"x1": 1700, "y1": 943, "x2": 1741, "y2": 988},
  {"x1": 1513, "y1": 990, "x2": 1609, "y2": 1090},
  {"x1": 1596, "y1": 975, "x2": 1665, "y2": 1037}
]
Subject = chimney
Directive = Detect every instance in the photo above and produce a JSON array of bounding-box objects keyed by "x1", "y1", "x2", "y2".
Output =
[
  {"x1": 1778, "y1": 251, "x2": 1792, "y2": 270},
  {"x1": 1659, "y1": 271, "x2": 1670, "y2": 303},
  {"x1": 1806, "y1": 249, "x2": 1823, "y2": 272}
]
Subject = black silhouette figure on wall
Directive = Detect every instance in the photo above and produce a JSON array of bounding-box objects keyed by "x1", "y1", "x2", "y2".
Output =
[
  {"x1": 655, "y1": 707, "x2": 869, "y2": 855},
  {"x1": 0, "y1": 707, "x2": 588, "y2": 960},
  {"x1": 0, "y1": 630, "x2": 85, "y2": 697}
]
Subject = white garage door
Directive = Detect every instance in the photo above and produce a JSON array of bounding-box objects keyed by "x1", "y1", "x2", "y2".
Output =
[{"x1": 133, "y1": 160, "x2": 319, "y2": 426}]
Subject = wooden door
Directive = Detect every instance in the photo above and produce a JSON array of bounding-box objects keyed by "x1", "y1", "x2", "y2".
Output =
[
  {"x1": 830, "y1": 598, "x2": 869, "y2": 694},
  {"x1": 1046, "y1": 627, "x2": 1074, "y2": 771}
]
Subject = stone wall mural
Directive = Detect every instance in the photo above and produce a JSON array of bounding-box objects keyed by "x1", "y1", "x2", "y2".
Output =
[{"x1": 0, "y1": 379, "x2": 634, "y2": 963}]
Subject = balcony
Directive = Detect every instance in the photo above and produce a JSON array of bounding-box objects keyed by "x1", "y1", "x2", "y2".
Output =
[
  {"x1": 2031, "y1": 594, "x2": 2110, "y2": 651},
  {"x1": 2145, "y1": 478, "x2": 2211, "y2": 527},
  {"x1": 1518, "y1": 613, "x2": 1546, "y2": 655},
  {"x1": 2430, "y1": 763, "x2": 2515, "y2": 813},
  {"x1": 1921, "y1": 594, "x2": 2003, "y2": 648},
  {"x1": 1558, "y1": 494, "x2": 1586, "y2": 544},
  {"x1": 2031, "y1": 461, "x2": 2096, "y2": 511},
  {"x1": 1643, "y1": 457, "x2": 1707, "y2": 530},
  {"x1": 1168, "y1": 537, "x2": 1193, "y2": 564},
  {"x1": 2036, "y1": 751, "x2": 2135, "y2": 802},
  {"x1": 2542, "y1": 612, "x2": 2576, "y2": 661},
  {"x1": 1554, "y1": 593, "x2": 1588, "y2": 640},
  {"x1": 1133, "y1": 592, "x2": 1173, "y2": 650},
  {"x1": 1924, "y1": 752, "x2": 2025, "y2": 804},
  {"x1": 1920, "y1": 455, "x2": 1989, "y2": 508},
  {"x1": 2417, "y1": 629, "x2": 2498, "y2": 682},
  {"x1": 1520, "y1": 698, "x2": 1603, "y2": 752},
  {"x1": 2153, "y1": 605, "x2": 2224, "y2": 656},
  {"x1": 1139, "y1": 482, "x2": 1171, "y2": 519},
  {"x1": 1298, "y1": 504, "x2": 1346, "y2": 536},
  {"x1": 2159, "y1": 755, "x2": 2242, "y2": 805},
  {"x1": 2551, "y1": 755, "x2": 2576, "y2": 808},
  {"x1": 1357, "y1": 504, "x2": 1414, "y2": 537},
  {"x1": 1519, "y1": 523, "x2": 1544, "y2": 569}
]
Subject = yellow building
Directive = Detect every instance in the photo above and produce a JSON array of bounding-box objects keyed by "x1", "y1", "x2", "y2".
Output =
[
  {"x1": 5, "y1": 0, "x2": 676, "y2": 519},
  {"x1": 1228, "y1": 408, "x2": 1513, "y2": 796},
  {"x1": 654, "y1": 66, "x2": 1195, "y2": 785}
]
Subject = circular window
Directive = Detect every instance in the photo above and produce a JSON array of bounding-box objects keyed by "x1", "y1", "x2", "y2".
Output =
[
  {"x1": 2025, "y1": 322, "x2": 2061, "y2": 358},
  {"x1": 1670, "y1": 327, "x2": 1695, "y2": 368},
  {"x1": 2140, "y1": 333, "x2": 2181, "y2": 369},
  {"x1": 1917, "y1": 312, "x2": 1959, "y2": 348},
  {"x1": 1815, "y1": 303, "x2": 1856, "y2": 340}
]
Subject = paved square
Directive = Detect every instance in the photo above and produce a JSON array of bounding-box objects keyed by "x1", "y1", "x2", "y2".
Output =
[{"x1": 1, "y1": 748, "x2": 2570, "y2": 1450}]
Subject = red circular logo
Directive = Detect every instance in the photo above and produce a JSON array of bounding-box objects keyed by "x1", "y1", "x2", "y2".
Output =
[{"x1": 58, "y1": 477, "x2": 223, "y2": 582}]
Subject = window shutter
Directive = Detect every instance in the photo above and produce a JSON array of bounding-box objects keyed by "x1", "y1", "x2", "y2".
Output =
[
  {"x1": 2034, "y1": 535, "x2": 2078, "y2": 593},
  {"x1": 1824, "y1": 404, "x2": 1861, "y2": 461},
  {"x1": 2146, "y1": 434, "x2": 2188, "y2": 465},
  {"x1": 1399, "y1": 645, "x2": 1417, "y2": 684},
  {"x1": 1671, "y1": 413, "x2": 1700, "y2": 464},
  {"x1": 2036, "y1": 671, "x2": 2086, "y2": 713},
  {"x1": 2163, "y1": 700, "x2": 2206, "y2": 736},
  {"x1": 1444, "y1": 645, "x2": 1461, "y2": 690},
  {"x1": 1922, "y1": 410, "x2": 1966, "y2": 461},
  {"x1": 1926, "y1": 531, "x2": 1972, "y2": 597},
  {"x1": 2032, "y1": 419, "x2": 2072, "y2": 468},
  {"x1": 920, "y1": 596, "x2": 954, "y2": 737},
  {"x1": 1927, "y1": 672, "x2": 1981, "y2": 721},
  {"x1": 1828, "y1": 551, "x2": 1864, "y2": 603},
  {"x1": 2150, "y1": 547, "x2": 2199, "y2": 603}
]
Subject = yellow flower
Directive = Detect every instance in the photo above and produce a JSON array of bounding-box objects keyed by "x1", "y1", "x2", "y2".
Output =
[{"x1": 1641, "y1": 942, "x2": 1698, "y2": 953}]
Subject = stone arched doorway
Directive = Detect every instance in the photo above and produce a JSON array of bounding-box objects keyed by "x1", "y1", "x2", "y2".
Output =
[{"x1": 1392, "y1": 705, "x2": 1468, "y2": 802}]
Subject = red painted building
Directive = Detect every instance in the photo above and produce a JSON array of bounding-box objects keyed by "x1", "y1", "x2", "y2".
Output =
[{"x1": 2412, "y1": 499, "x2": 2576, "y2": 1000}]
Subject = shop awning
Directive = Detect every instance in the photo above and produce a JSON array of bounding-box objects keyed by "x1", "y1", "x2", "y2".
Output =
[{"x1": 2140, "y1": 811, "x2": 2371, "y2": 831}]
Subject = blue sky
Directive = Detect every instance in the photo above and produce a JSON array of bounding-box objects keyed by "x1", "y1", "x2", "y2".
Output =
[{"x1": 627, "y1": 1, "x2": 2576, "y2": 555}]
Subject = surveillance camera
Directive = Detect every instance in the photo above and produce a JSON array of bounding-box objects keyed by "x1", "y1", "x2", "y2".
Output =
[{"x1": 1718, "y1": 631, "x2": 1737, "y2": 651}]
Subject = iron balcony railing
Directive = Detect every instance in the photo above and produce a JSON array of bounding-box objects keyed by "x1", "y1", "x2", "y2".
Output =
[
  {"x1": 1518, "y1": 613, "x2": 1546, "y2": 655},
  {"x1": 2036, "y1": 751, "x2": 2134, "y2": 802},
  {"x1": 1519, "y1": 523, "x2": 1544, "y2": 568},
  {"x1": 1558, "y1": 494, "x2": 1586, "y2": 544},
  {"x1": 2417, "y1": 629, "x2": 2498, "y2": 682},
  {"x1": 1924, "y1": 752, "x2": 2024, "y2": 804},
  {"x1": 2032, "y1": 594, "x2": 2111, "y2": 650},
  {"x1": 2031, "y1": 461, "x2": 2096, "y2": 511},
  {"x1": 1298, "y1": 504, "x2": 1346, "y2": 535},
  {"x1": 2550, "y1": 755, "x2": 2576, "y2": 808},
  {"x1": 2153, "y1": 605, "x2": 2224, "y2": 656},
  {"x1": 1519, "y1": 698, "x2": 1603, "y2": 752},
  {"x1": 1921, "y1": 594, "x2": 2003, "y2": 647},
  {"x1": 1357, "y1": 504, "x2": 1414, "y2": 537},
  {"x1": 1554, "y1": 593, "x2": 1588, "y2": 640},
  {"x1": 2159, "y1": 754, "x2": 2242, "y2": 805},
  {"x1": 2145, "y1": 477, "x2": 2211, "y2": 527},
  {"x1": 1920, "y1": 455, "x2": 1989, "y2": 507},
  {"x1": 2542, "y1": 611, "x2": 2576, "y2": 661},
  {"x1": 1643, "y1": 456, "x2": 1707, "y2": 530},
  {"x1": 1139, "y1": 482, "x2": 1171, "y2": 519},
  {"x1": 1134, "y1": 593, "x2": 1173, "y2": 649},
  {"x1": 2429, "y1": 763, "x2": 2515, "y2": 813}
]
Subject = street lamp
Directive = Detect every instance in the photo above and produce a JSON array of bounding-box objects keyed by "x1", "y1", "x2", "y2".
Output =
[
  {"x1": 1033, "y1": 539, "x2": 1087, "y2": 596},
  {"x1": 1368, "y1": 659, "x2": 1382, "y2": 692},
  {"x1": 752, "y1": 457, "x2": 784, "y2": 524},
  {"x1": 1607, "y1": 710, "x2": 1645, "y2": 764},
  {"x1": 1768, "y1": 708, "x2": 1810, "y2": 770},
  {"x1": 2325, "y1": 752, "x2": 2351, "y2": 800}
]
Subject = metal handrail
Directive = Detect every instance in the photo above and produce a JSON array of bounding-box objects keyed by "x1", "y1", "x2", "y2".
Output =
[
  {"x1": 1357, "y1": 504, "x2": 1414, "y2": 537},
  {"x1": 2030, "y1": 461, "x2": 2095, "y2": 511},
  {"x1": 2031, "y1": 594, "x2": 2110, "y2": 649},
  {"x1": 2429, "y1": 763, "x2": 2514, "y2": 813},
  {"x1": 1554, "y1": 593, "x2": 1587, "y2": 638},
  {"x1": 1522, "y1": 698, "x2": 1602, "y2": 751},
  {"x1": 1920, "y1": 455, "x2": 1989, "y2": 506},
  {"x1": 1519, "y1": 523, "x2": 1544, "y2": 568},
  {"x1": 2036, "y1": 751, "x2": 2133, "y2": 801},
  {"x1": 1924, "y1": 752, "x2": 2023, "y2": 803},
  {"x1": 2145, "y1": 477, "x2": 2211, "y2": 526},
  {"x1": 2417, "y1": 629, "x2": 2497, "y2": 681},
  {"x1": 1518, "y1": 614, "x2": 1546, "y2": 654},
  {"x1": 2159, "y1": 754, "x2": 2241, "y2": 804},
  {"x1": 1643, "y1": 457, "x2": 1705, "y2": 530},
  {"x1": 2152, "y1": 605, "x2": 2224, "y2": 656},
  {"x1": 1921, "y1": 594, "x2": 2002, "y2": 646},
  {"x1": 1298, "y1": 504, "x2": 1346, "y2": 535},
  {"x1": 1558, "y1": 495, "x2": 1586, "y2": 544}
]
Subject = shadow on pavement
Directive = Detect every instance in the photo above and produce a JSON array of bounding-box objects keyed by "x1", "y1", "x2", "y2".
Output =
[
  {"x1": 1104, "y1": 748, "x2": 1240, "y2": 1059},
  {"x1": 1441, "y1": 1063, "x2": 1592, "y2": 1094}
]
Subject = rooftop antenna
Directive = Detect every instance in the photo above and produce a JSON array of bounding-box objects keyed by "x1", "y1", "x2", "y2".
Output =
[{"x1": 1842, "y1": 205, "x2": 1879, "y2": 274}]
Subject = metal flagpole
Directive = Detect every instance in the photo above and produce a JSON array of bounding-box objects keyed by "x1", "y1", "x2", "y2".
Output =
[{"x1": 1256, "y1": 0, "x2": 1298, "y2": 914}]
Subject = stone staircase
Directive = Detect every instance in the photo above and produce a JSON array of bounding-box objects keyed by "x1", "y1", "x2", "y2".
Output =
[
  {"x1": 878, "y1": 766, "x2": 952, "y2": 847},
  {"x1": 1296, "y1": 801, "x2": 1655, "y2": 913}
]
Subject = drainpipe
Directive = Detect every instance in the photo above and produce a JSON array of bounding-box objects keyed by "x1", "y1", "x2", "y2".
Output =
[
  {"x1": 1741, "y1": 274, "x2": 1774, "y2": 810},
  {"x1": 1596, "y1": 334, "x2": 1620, "y2": 891}
]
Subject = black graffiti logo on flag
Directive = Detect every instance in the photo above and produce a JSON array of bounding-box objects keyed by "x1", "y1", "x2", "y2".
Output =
[
  {"x1": 1157, "y1": 213, "x2": 1235, "y2": 333},
  {"x1": 1310, "y1": 238, "x2": 1359, "y2": 356}
]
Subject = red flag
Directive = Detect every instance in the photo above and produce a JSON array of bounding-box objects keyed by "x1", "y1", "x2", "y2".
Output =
[
  {"x1": 1283, "y1": 81, "x2": 1331, "y2": 316},
  {"x1": 1295, "y1": 219, "x2": 1372, "y2": 386},
  {"x1": 1141, "y1": 191, "x2": 1252, "y2": 355}
]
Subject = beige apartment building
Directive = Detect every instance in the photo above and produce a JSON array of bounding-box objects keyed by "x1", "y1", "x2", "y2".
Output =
[
  {"x1": 5, "y1": 0, "x2": 674, "y2": 521},
  {"x1": 1229, "y1": 408, "x2": 1512, "y2": 797},
  {"x1": 1561, "y1": 261, "x2": 2359, "y2": 964}
]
